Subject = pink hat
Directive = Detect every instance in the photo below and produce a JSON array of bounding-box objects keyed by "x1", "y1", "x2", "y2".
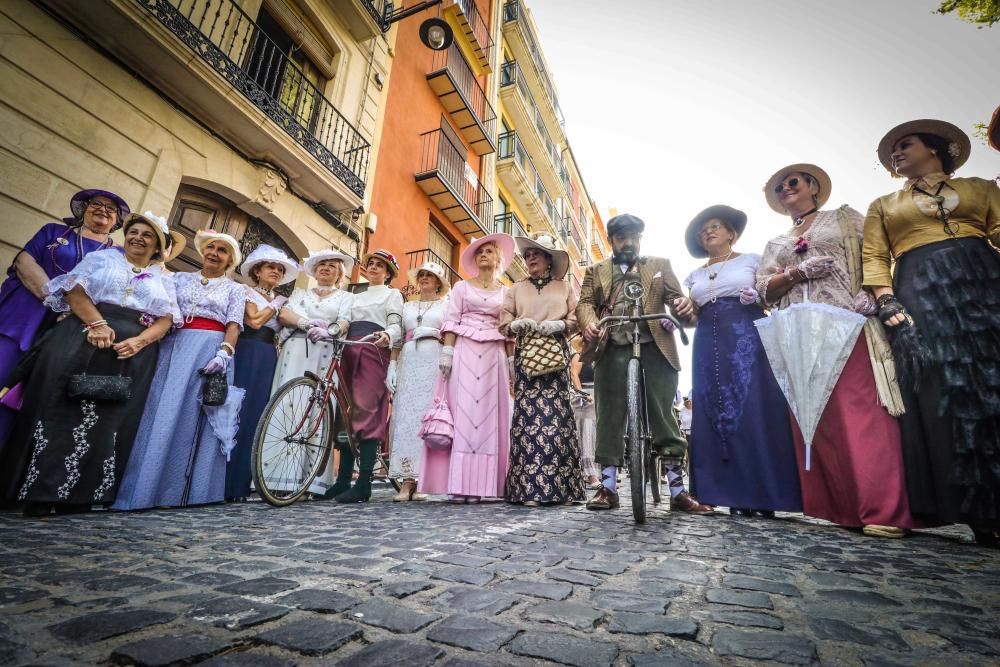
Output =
[{"x1": 460, "y1": 233, "x2": 515, "y2": 276}]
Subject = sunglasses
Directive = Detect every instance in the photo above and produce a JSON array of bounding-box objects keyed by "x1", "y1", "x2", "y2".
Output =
[{"x1": 773, "y1": 177, "x2": 803, "y2": 195}]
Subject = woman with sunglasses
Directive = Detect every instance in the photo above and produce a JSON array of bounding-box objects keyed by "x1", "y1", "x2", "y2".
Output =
[
  {"x1": 756, "y1": 164, "x2": 916, "y2": 538},
  {"x1": 863, "y1": 120, "x2": 1000, "y2": 547},
  {"x1": 0, "y1": 189, "x2": 130, "y2": 450}
]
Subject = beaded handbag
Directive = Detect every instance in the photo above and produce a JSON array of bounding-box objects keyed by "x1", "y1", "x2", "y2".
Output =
[
  {"x1": 518, "y1": 332, "x2": 568, "y2": 378},
  {"x1": 67, "y1": 351, "x2": 132, "y2": 402},
  {"x1": 200, "y1": 371, "x2": 228, "y2": 407}
]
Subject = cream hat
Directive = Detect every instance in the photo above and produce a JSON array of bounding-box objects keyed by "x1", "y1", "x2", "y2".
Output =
[
  {"x1": 514, "y1": 233, "x2": 570, "y2": 280},
  {"x1": 303, "y1": 248, "x2": 355, "y2": 277},
  {"x1": 194, "y1": 229, "x2": 242, "y2": 270},
  {"x1": 407, "y1": 261, "x2": 450, "y2": 296},
  {"x1": 123, "y1": 211, "x2": 186, "y2": 263},
  {"x1": 239, "y1": 244, "x2": 300, "y2": 285},
  {"x1": 763, "y1": 164, "x2": 832, "y2": 214},
  {"x1": 877, "y1": 118, "x2": 971, "y2": 175}
]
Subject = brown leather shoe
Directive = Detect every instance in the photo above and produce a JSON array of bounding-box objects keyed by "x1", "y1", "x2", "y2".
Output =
[
  {"x1": 586, "y1": 487, "x2": 620, "y2": 510},
  {"x1": 673, "y1": 491, "x2": 714, "y2": 515}
]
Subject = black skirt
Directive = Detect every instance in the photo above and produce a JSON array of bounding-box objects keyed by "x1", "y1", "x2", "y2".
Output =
[
  {"x1": 0, "y1": 304, "x2": 159, "y2": 505},
  {"x1": 893, "y1": 237, "x2": 1000, "y2": 528}
]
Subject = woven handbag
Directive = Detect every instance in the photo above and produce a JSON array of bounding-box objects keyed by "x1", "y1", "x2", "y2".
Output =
[{"x1": 518, "y1": 332, "x2": 568, "y2": 378}]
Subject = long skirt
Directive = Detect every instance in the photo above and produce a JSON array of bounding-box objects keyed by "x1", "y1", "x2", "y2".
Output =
[
  {"x1": 689, "y1": 298, "x2": 802, "y2": 511},
  {"x1": 388, "y1": 337, "x2": 441, "y2": 479},
  {"x1": 419, "y1": 335, "x2": 509, "y2": 497},
  {"x1": 113, "y1": 328, "x2": 233, "y2": 510},
  {"x1": 341, "y1": 329, "x2": 391, "y2": 443},
  {"x1": 894, "y1": 237, "x2": 1000, "y2": 528},
  {"x1": 0, "y1": 304, "x2": 158, "y2": 505},
  {"x1": 505, "y1": 357, "x2": 585, "y2": 504},
  {"x1": 225, "y1": 330, "x2": 277, "y2": 499},
  {"x1": 790, "y1": 335, "x2": 916, "y2": 528}
]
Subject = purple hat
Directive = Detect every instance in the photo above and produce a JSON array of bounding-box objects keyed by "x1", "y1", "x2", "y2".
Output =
[{"x1": 67, "y1": 189, "x2": 131, "y2": 231}]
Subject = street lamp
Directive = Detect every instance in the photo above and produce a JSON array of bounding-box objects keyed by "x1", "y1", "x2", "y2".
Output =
[{"x1": 383, "y1": 1, "x2": 455, "y2": 51}]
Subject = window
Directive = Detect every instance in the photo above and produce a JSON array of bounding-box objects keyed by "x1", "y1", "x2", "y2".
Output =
[
  {"x1": 496, "y1": 194, "x2": 509, "y2": 233},
  {"x1": 428, "y1": 222, "x2": 455, "y2": 269}
]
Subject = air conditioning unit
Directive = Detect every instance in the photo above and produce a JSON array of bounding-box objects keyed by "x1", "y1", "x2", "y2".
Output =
[{"x1": 360, "y1": 212, "x2": 378, "y2": 233}]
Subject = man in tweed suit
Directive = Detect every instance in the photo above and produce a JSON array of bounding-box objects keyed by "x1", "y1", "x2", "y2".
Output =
[{"x1": 577, "y1": 213, "x2": 712, "y2": 513}]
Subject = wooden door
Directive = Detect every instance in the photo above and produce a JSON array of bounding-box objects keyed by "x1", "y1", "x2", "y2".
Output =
[{"x1": 166, "y1": 186, "x2": 249, "y2": 274}]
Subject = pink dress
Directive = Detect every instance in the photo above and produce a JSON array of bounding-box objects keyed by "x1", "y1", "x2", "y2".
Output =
[{"x1": 419, "y1": 281, "x2": 510, "y2": 497}]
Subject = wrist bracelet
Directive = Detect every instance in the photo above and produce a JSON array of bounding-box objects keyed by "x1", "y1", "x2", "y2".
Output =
[
  {"x1": 219, "y1": 342, "x2": 235, "y2": 355},
  {"x1": 82, "y1": 319, "x2": 108, "y2": 333}
]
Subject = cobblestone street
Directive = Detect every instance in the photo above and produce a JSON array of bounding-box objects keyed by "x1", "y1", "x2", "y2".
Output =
[{"x1": 1, "y1": 484, "x2": 998, "y2": 666}]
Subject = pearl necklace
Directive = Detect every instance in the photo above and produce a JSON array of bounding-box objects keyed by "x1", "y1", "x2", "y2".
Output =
[
  {"x1": 706, "y1": 250, "x2": 734, "y2": 304},
  {"x1": 183, "y1": 272, "x2": 226, "y2": 323}
]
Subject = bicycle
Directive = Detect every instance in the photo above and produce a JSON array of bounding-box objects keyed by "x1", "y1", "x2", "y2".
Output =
[
  {"x1": 251, "y1": 334, "x2": 401, "y2": 507},
  {"x1": 596, "y1": 282, "x2": 689, "y2": 523}
]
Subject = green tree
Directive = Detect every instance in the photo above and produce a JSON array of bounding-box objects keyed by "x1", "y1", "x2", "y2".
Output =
[{"x1": 936, "y1": 0, "x2": 1000, "y2": 27}]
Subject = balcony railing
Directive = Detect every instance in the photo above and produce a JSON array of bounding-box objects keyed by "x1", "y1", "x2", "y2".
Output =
[
  {"x1": 497, "y1": 131, "x2": 558, "y2": 230},
  {"x1": 428, "y1": 43, "x2": 497, "y2": 154},
  {"x1": 138, "y1": 0, "x2": 370, "y2": 196},
  {"x1": 502, "y1": 0, "x2": 564, "y2": 125},
  {"x1": 361, "y1": 0, "x2": 387, "y2": 28},
  {"x1": 415, "y1": 129, "x2": 494, "y2": 236},
  {"x1": 500, "y1": 61, "x2": 562, "y2": 183},
  {"x1": 452, "y1": 0, "x2": 493, "y2": 67},
  {"x1": 495, "y1": 212, "x2": 527, "y2": 239},
  {"x1": 405, "y1": 248, "x2": 462, "y2": 286}
]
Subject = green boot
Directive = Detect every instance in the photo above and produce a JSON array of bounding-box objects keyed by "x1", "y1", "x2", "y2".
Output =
[
  {"x1": 322, "y1": 446, "x2": 355, "y2": 500},
  {"x1": 335, "y1": 440, "x2": 376, "y2": 503}
]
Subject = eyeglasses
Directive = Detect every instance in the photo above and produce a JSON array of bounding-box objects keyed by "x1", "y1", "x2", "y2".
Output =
[
  {"x1": 699, "y1": 223, "x2": 725, "y2": 237},
  {"x1": 773, "y1": 177, "x2": 801, "y2": 194},
  {"x1": 416, "y1": 270, "x2": 436, "y2": 279},
  {"x1": 88, "y1": 201, "x2": 118, "y2": 214},
  {"x1": 522, "y1": 249, "x2": 548, "y2": 259}
]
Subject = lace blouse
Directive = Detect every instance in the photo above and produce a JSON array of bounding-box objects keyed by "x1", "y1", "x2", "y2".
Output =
[
  {"x1": 44, "y1": 249, "x2": 178, "y2": 322},
  {"x1": 173, "y1": 271, "x2": 247, "y2": 329},
  {"x1": 244, "y1": 286, "x2": 281, "y2": 332},
  {"x1": 684, "y1": 253, "x2": 760, "y2": 307},
  {"x1": 399, "y1": 298, "x2": 448, "y2": 344}
]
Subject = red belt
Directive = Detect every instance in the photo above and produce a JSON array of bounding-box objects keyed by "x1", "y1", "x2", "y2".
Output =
[{"x1": 181, "y1": 317, "x2": 226, "y2": 332}]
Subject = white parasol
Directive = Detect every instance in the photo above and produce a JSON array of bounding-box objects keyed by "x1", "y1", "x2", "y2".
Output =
[{"x1": 754, "y1": 295, "x2": 865, "y2": 470}]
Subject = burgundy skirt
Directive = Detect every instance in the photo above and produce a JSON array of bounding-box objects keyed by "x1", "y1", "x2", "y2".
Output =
[
  {"x1": 789, "y1": 336, "x2": 918, "y2": 529},
  {"x1": 342, "y1": 337, "x2": 391, "y2": 442}
]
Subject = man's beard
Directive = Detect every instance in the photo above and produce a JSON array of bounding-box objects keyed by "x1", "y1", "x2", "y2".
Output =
[{"x1": 613, "y1": 246, "x2": 638, "y2": 264}]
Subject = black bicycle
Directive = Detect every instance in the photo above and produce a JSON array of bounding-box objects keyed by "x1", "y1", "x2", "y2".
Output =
[{"x1": 596, "y1": 282, "x2": 689, "y2": 523}]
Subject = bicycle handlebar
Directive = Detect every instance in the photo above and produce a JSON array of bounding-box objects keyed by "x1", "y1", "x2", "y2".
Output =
[{"x1": 595, "y1": 312, "x2": 689, "y2": 346}]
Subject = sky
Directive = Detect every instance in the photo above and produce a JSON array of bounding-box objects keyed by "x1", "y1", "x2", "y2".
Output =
[{"x1": 527, "y1": 0, "x2": 1000, "y2": 393}]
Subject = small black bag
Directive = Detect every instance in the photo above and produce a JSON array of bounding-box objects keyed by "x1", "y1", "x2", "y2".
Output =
[
  {"x1": 200, "y1": 370, "x2": 228, "y2": 406},
  {"x1": 67, "y1": 349, "x2": 132, "y2": 402}
]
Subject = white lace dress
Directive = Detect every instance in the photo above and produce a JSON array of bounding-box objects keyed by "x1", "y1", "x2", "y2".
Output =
[{"x1": 388, "y1": 298, "x2": 448, "y2": 478}]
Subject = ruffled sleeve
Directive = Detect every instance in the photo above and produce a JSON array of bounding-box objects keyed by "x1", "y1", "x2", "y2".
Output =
[
  {"x1": 223, "y1": 281, "x2": 246, "y2": 330},
  {"x1": 755, "y1": 239, "x2": 785, "y2": 306},
  {"x1": 42, "y1": 248, "x2": 110, "y2": 312}
]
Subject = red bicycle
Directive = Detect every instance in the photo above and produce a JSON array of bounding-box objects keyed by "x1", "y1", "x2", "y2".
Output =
[{"x1": 251, "y1": 335, "x2": 400, "y2": 506}]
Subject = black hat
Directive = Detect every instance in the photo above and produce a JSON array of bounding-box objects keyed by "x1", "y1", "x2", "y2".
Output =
[
  {"x1": 685, "y1": 205, "x2": 747, "y2": 258},
  {"x1": 606, "y1": 213, "x2": 645, "y2": 238}
]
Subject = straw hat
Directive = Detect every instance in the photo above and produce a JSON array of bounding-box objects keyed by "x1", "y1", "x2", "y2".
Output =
[
  {"x1": 685, "y1": 205, "x2": 747, "y2": 258},
  {"x1": 303, "y1": 248, "x2": 355, "y2": 277},
  {"x1": 68, "y1": 189, "x2": 131, "y2": 230},
  {"x1": 407, "y1": 261, "x2": 451, "y2": 296},
  {"x1": 514, "y1": 233, "x2": 570, "y2": 280},
  {"x1": 460, "y1": 232, "x2": 515, "y2": 276},
  {"x1": 877, "y1": 119, "x2": 971, "y2": 175},
  {"x1": 194, "y1": 229, "x2": 242, "y2": 270},
  {"x1": 763, "y1": 163, "x2": 832, "y2": 214},
  {"x1": 123, "y1": 211, "x2": 186, "y2": 262},
  {"x1": 989, "y1": 106, "x2": 1000, "y2": 153},
  {"x1": 362, "y1": 248, "x2": 401, "y2": 279},
  {"x1": 239, "y1": 244, "x2": 300, "y2": 285}
]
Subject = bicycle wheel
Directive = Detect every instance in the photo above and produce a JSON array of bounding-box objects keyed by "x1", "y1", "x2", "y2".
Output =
[
  {"x1": 626, "y1": 357, "x2": 646, "y2": 523},
  {"x1": 252, "y1": 377, "x2": 333, "y2": 506}
]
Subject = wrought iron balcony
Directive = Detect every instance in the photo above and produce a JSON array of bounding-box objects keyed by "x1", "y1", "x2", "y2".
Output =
[
  {"x1": 502, "y1": 0, "x2": 564, "y2": 128},
  {"x1": 499, "y1": 61, "x2": 565, "y2": 197},
  {"x1": 496, "y1": 131, "x2": 559, "y2": 235},
  {"x1": 136, "y1": 0, "x2": 370, "y2": 197},
  {"x1": 444, "y1": 0, "x2": 494, "y2": 71},
  {"x1": 415, "y1": 129, "x2": 494, "y2": 237},
  {"x1": 405, "y1": 248, "x2": 462, "y2": 286},
  {"x1": 494, "y1": 212, "x2": 528, "y2": 239},
  {"x1": 427, "y1": 44, "x2": 497, "y2": 155}
]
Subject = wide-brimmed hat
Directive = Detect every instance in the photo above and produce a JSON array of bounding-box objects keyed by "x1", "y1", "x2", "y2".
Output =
[
  {"x1": 515, "y1": 233, "x2": 570, "y2": 280},
  {"x1": 685, "y1": 205, "x2": 747, "y2": 258},
  {"x1": 763, "y1": 163, "x2": 832, "y2": 214},
  {"x1": 407, "y1": 261, "x2": 451, "y2": 296},
  {"x1": 123, "y1": 211, "x2": 186, "y2": 262},
  {"x1": 240, "y1": 244, "x2": 300, "y2": 285},
  {"x1": 68, "y1": 189, "x2": 131, "y2": 231},
  {"x1": 460, "y1": 232, "x2": 515, "y2": 276},
  {"x1": 877, "y1": 119, "x2": 971, "y2": 175},
  {"x1": 990, "y1": 106, "x2": 1000, "y2": 153},
  {"x1": 303, "y1": 249, "x2": 354, "y2": 278},
  {"x1": 362, "y1": 249, "x2": 401, "y2": 279},
  {"x1": 194, "y1": 229, "x2": 242, "y2": 270}
]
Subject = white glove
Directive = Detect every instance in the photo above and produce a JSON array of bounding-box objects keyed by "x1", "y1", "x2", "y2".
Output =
[
  {"x1": 536, "y1": 320, "x2": 566, "y2": 336},
  {"x1": 508, "y1": 318, "x2": 538, "y2": 335},
  {"x1": 270, "y1": 295, "x2": 288, "y2": 312},
  {"x1": 797, "y1": 256, "x2": 836, "y2": 280},
  {"x1": 739, "y1": 287, "x2": 760, "y2": 306},
  {"x1": 659, "y1": 318, "x2": 677, "y2": 333},
  {"x1": 439, "y1": 345, "x2": 455, "y2": 378},
  {"x1": 307, "y1": 326, "x2": 332, "y2": 343},
  {"x1": 201, "y1": 350, "x2": 230, "y2": 375},
  {"x1": 299, "y1": 317, "x2": 328, "y2": 331},
  {"x1": 386, "y1": 360, "x2": 398, "y2": 394}
]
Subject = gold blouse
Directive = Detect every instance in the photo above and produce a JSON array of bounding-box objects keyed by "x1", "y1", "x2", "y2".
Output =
[{"x1": 863, "y1": 176, "x2": 1000, "y2": 287}]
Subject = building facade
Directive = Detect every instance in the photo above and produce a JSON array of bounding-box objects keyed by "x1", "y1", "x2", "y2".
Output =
[{"x1": 0, "y1": 0, "x2": 393, "y2": 278}]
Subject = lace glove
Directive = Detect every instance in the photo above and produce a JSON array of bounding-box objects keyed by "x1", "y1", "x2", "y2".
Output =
[
  {"x1": 298, "y1": 317, "x2": 327, "y2": 331},
  {"x1": 536, "y1": 320, "x2": 566, "y2": 336},
  {"x1": 853, "y1": 291, "x2": 878, "y2": 316},
  {"x1": 307, "y1": 326, "x2": 332, "y2": 343},
  {"x1": 508, "y1": 318, "x2": 538, "y2": 335},
  {"x1": 201, "y1": 350, "x2": 230, "y2": 375},
  {"x1": 796, "y1": 255, "x2": 836, "y2": 280},
  {"x1": 659, "y1": 318, "x2": 677, "y2": 333},
  {"x1": 439, "y1": 345, "x2": 455, "y2": 378},
  {"x1": 739, "y1": 287, "x2": 760, "y2": 306},
  {"x1": 386, "y1": 360, "x2": 397, "y2": 394},
  {"x1": 270, "y1": 295, "x2": 288, "y2": 312},
  {"x1": 876, "y1": 294, "x2": 914, "y2": 328}
]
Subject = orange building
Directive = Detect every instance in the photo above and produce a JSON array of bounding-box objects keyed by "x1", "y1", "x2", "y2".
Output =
[{"x1": 366, "y1": 0, "x2": 500, "y2": 293}]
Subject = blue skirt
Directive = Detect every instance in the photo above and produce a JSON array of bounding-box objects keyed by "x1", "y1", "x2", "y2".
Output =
[
  {"x1": 689, "y1": 297, "x2": 802, "y2": 511},
  {"x1": 225, "y1": 334, "x2": 277, "y2": 498}
]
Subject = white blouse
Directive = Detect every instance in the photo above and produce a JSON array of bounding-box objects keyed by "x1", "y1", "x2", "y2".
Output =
[
  {"x1": 44, "y1": 248, "x2": 178, "y2": 323},
  {"x1": 684, "y1": 253, "x2": 760, "y2": 307},
  {"x1": 244, "y1": 286, "x2": 281, "y2": 332},
  {"x1": 173, "y1": 271, "x2": 247, "y2": 329},
  {"x1": 350, "y1": 285, "x2": 404, "y2": 345},
  {"x1": 400, "y1": 297, "x2": 448, "y2": 344},
  {"x1": 284, "y1": 287, "x2": 353, "y2": 327}
]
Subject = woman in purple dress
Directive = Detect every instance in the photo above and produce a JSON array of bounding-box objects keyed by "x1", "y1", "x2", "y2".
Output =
[{"x1": 0, "y1": 189, "x2": 130, "y2": 448}]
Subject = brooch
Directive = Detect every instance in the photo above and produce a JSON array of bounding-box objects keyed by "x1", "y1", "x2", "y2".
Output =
[{"x1": 793, "y1": 237, "x2": 809, "y2": 255}]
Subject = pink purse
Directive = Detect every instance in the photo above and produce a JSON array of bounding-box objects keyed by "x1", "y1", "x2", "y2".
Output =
[{"x1": 419, "y1": 395, "x2": 454, "y2": 451}]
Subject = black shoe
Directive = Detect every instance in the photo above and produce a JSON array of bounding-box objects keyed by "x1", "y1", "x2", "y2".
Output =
[
  {"x1": 729, "y1": 507, "x2": 752, "y2": 517},
  {"x1": 23, "y1": 503, "x2": 52, "y2": 518},
  {"x1": 335, "y1": 440, "x2": 376, "y2": 504},
  {"x1": 53, "y1": 504, "x2": 92, "y2": 515},
  {"x1": 972, "y1": 528, "x2": 999, "y2": 548},
  {"x1": 320, "y1": 447, "x2": 357, "y2": 500},
  {"x1": 751, "y1": 509, "x2": 776, "y2": 519}
]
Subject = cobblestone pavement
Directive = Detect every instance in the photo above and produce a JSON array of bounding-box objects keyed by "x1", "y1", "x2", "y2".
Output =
[{"x1": 1, "y1": 483, "x2": 998, "y2": 666}]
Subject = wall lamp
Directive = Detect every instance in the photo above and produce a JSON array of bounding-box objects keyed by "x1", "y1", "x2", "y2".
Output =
[{"x1": 383, "y1": 1, "x2": 455, "y2": 51}]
